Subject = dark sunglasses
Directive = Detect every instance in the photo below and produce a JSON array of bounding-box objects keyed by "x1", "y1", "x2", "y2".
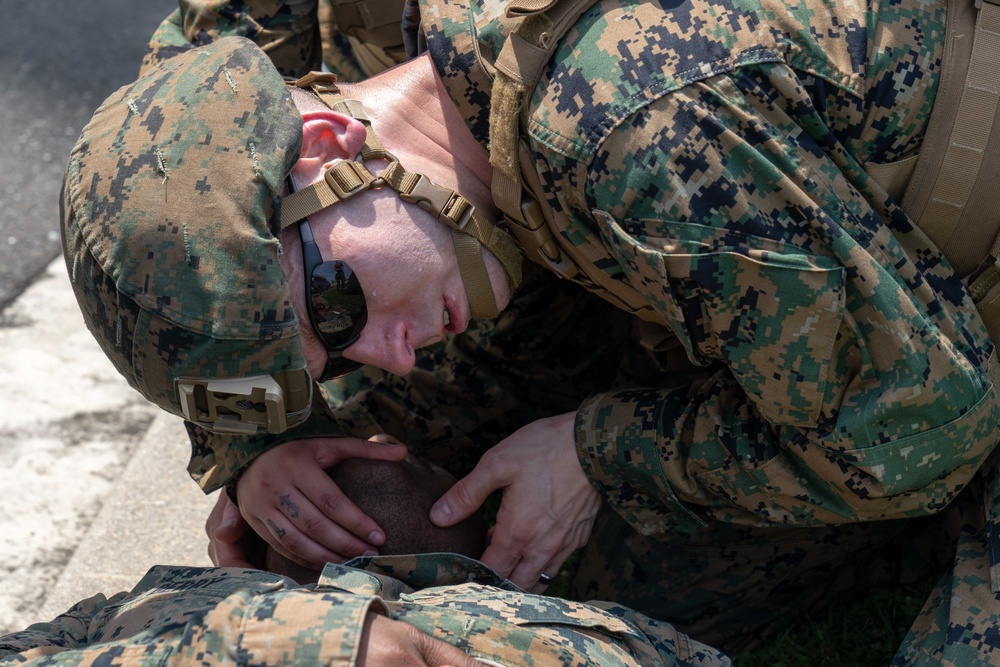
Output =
[{"x1": 293, "y1": 193, "x2": 368, "y2": 381}]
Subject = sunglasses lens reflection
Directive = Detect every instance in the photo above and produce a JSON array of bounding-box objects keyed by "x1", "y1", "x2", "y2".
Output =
[{"x1": 310, "y1": 260, "x2": 366, "y2": 346}]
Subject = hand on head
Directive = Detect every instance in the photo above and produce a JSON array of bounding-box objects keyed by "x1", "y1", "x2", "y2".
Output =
[
  {"x1": 232, "y1": 436, "x2": 410, "y2": 570},
  {"x1": 429, "y1": 411, "x2": 601, "y2": 593},
  {"x1": 208, "y1": 435, "x2": 488, "y2": 582}
]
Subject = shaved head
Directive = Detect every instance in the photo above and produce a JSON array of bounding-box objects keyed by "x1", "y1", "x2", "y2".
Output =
[{"x1": 263, "y1": 455, "x2": 487, "y2": 583}]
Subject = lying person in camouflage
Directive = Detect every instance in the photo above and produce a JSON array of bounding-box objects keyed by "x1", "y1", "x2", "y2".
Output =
[
  {"x1": 0, "y1": 458, "x2": 729, "y2": 666},
  {"x1": 64, "y1": 0, "x2": 1000, "y2": 661}
]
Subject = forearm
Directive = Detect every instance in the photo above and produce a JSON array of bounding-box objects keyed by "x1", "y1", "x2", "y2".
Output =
[
  {"x1": 577, "y1": 364, "x2": 1000, "y2": 535},
  {"x1": 572, "y1": 70, "x2": 1000, "y2": 534}
]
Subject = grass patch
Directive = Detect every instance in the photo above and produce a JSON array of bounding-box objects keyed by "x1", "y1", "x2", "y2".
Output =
[{"x1": 736, "y1": 577, "x2": 936, "y2": 666}]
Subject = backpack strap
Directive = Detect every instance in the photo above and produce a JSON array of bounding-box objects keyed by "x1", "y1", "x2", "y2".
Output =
[
  {"x1": 489, "y1": 0, "x2": 593, "y2": 280},
  {"x1": 903, "y1": 0, "x2": 1000, "y2": 279},
  {"x1": 489, "y1": 0, "x2": 663, "y2": 320}
]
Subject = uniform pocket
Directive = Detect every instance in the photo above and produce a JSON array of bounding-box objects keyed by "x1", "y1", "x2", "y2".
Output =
[{"x1": 598, "y1": 211, "x2": 846, "y2": 428}]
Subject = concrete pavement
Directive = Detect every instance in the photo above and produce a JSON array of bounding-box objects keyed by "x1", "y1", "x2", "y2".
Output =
[
  {"x1": 0, "y1": 257, "x2": 214, "y2": 633},
  {"x1": 0, "y1": 0, "x2": 178, "y2": 311}
]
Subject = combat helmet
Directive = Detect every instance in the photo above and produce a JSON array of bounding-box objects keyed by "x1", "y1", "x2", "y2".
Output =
[{"x1": 61, "y1": 36, "x2": 520, "y2": 437}]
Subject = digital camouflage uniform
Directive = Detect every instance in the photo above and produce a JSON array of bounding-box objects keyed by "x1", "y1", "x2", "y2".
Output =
[
  {"x1": 144, "y1": 0, "x2": 408, "y2": 82},
  {"x1": 130, "y1": 0, "x2": 1000, "y2": 663},
  {"x1": 406, "y1": 0, "x2": 1000, "y2": 661},
  {"x1": 0, "y1": 555, "x2": 729, "y2": 666}
]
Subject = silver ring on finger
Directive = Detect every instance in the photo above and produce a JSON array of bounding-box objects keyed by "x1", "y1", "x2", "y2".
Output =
[{"x1": 537, "y1": 572, "x2": 555, "y2": 585}]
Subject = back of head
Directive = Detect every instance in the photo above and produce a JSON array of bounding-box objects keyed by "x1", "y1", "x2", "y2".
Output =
[
  {"x1": 265, "y1": 455, "x2": 487, "y2": 584},
  {"x1": 61, "y1": 36, "x2": 312, "y2": 436}
]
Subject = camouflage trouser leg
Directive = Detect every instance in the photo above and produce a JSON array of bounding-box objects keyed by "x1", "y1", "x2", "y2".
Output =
[
  {"x1": 892, "y1": 455, "x2": 1000, "y2": 666},
  {"x1": 570, "y1": 503, "x2": 959, "y2": 655}
]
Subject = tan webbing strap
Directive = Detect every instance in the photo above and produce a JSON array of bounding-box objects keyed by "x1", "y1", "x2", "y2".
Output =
[
  {"x1": 489, "y1": 0, "x2": 664, "y2": 320},
  {"x1": 491, "y1": 0, "x2": 591, "y2": 228},
  {"x1": 912, "y1": 0, "x2": 1000, "y2": 275},
  {"x1": 330, "y1": 0, "x2": 407, "y2": 48},
  {"x1": 452, "y1": 230, "x2": 498, "y2": 317},
  {"x1": 281, "y1": 73, "x2": 523, "y2": 318},
  {"x1": 279, "y1": 161, "x2": 377, "y2": 230}
]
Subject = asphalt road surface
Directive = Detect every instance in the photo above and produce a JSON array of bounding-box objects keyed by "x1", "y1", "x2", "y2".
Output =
[{"x1": 0, "y1": 0, "x2": 178, "y2": 311}]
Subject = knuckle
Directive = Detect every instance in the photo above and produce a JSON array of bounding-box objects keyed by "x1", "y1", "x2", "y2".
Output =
[
  {"x1": 302, "y1": 515, "x2": 329, "y2": 537},
  {"x1": 318, "y1": 492, "x2": 345, "y2": 517},
  {"x1": 450, "y1": 481, "x2": 479, "y2": 509},
  {"x1": 482, "y1": 447, "x2": 510, "y2": 472},
  {"x1": 277, "y1": 531, "x2": 305, "y2": 554}
]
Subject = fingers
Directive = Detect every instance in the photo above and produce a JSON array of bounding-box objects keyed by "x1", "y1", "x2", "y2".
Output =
[
  {"x1": 244, "y1": 511, "x2": 358, "y2": 570},
  {"x1": 311, "y1": 436, "x2": 409, "y2": 469},
  {"x1": 236, "y1": 439, "x2": 409, "y2": 569},
  {"x1": 245, "y1": 466, "x2": 386, "y2": 569},
  {"x1": 481, "y1": 524, "x2": 572, "y2": 590},
  {"x1": 430, "y1": 458, "x2": 505, "y2": 528},
  {"x1": 366, "y1": 433, "x2": 405, "y2": 446},
  {"x1": 205, "y1": 494, "x2": 254, "y2": 568},
  {"x1": 415, "y1": 627, "x2": 483, "y2": 667},
  {"x1": 296, "y1": 459, "x2": 388, "y2": 550},
  {"x1": 213, "y1": 493, "x2": 247, "y2": 542},
  {"x1": 205, "y1": 492, "x2": 228, "y2": 541},
  {"x1": 494, "y1": 494, "x2": 598, "y2": 590},
  {"x1": 467, "y1": 412, "x2": 600, "y2": 590},
  {"x1": 525, "y1": 545, "x2": 576, "y2": 594}
]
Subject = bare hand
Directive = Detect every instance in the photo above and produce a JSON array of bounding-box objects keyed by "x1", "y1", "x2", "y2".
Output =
[
  {"x1": 358, "y1": 613, "x2": 482, "y2": 666},
  {"x1": 236, "y1": 436, "x2": 409, "y2": 569},
  {"x1": 205, "y1": 492, "x2": 255, "y2": 567},
  {"x1": 429, "y1": 412, "x2": 601, "y2": 592}
]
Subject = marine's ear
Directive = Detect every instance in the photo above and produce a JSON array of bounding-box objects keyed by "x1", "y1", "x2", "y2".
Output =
[{"x1": 291, "y1": 109, "x2": 367, "y2": 182}]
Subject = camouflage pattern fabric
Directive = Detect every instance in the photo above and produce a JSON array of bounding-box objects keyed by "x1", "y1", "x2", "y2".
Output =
[
  {"x1": 891, "y1": 451, "x2": 1000, "y2": 666},
  {"x1": 144, "y1": 0, "x2": 406, "y2": 82},
  {"x1": 419, "y1": 0, "x2": 1000, "y2": 533},
  {"x1": 133, "y1": 0, "x2": 1000, "y2": 660},
  {"x1": 409, "y1": 0, "x2": 1000, "y2": 659},
  {"x1": 0, "y1": 555, "x2": 730, "y2": 666},
  {"x1": 62, "y1": 36, "x2": 312, "y2": 431}
]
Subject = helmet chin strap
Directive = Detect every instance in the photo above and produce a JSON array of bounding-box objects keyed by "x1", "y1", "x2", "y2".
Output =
[{"x1": 279, "y1": 72, "x2": 523, "y2": 320}]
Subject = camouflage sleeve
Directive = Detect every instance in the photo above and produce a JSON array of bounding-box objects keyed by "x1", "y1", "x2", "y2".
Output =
[
  {"x1": 571, "y1": 65, "x2": 1000, "y2": 534},
  {"x1": 329, "y1": 555, "x2": 731, "y2": 666},
  {"x1": 0, "y1": 566, "x2": 382, "y2": 665},
  {"x1": 0, "y1": 592, "x2": 119, "y2": 658},
  {"x1": 143, "y1": 0, "x2": 322, "y2": 78}
]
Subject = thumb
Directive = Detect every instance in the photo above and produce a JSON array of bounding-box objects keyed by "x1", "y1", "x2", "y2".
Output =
[
  {"x1": 214, "y1": 496, "x2": 247, "y2": 542},
  {"x1": 430, "y1": 469, "x2": 497, "y2": 528}
]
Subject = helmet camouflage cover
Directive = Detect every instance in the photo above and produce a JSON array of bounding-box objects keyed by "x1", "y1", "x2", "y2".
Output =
[{"x1": 61, "y1": 36, "x2": 313, "y2": 435}]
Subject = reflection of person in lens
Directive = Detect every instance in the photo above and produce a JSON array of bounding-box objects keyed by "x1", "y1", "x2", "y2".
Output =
[{"x1": 333, "y1": 260, "x2": 346, "y2": 290}]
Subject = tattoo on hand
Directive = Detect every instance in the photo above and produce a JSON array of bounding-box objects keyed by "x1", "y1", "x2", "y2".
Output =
[
  {"x1": 267, "y1": 519, "x2": 286, "y2": 539},
  {"x1": 280, "y1": 494, "x2": 300, "y2": 518}
]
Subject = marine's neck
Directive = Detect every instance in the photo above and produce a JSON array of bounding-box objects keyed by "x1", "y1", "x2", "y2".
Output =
[{"x1": 339, "y1": 53, "x2": 496, "y2": 220}]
